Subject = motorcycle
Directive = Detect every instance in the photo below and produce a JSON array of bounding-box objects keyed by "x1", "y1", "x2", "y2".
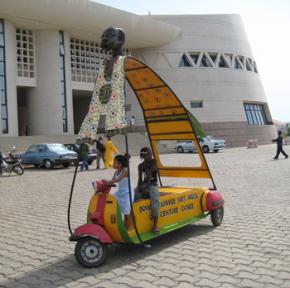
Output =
[{"x1": 0, "y1": 155, "x2": 24, "y2": 176}]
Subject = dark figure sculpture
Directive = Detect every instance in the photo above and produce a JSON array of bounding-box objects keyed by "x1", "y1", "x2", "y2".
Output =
[
  {"x1": 272, "y1": 131, "x2": 288, "y2": 160},
  {"x1": 101, "y1": 27, "x2": 125, "y2": 57},
  {"x1": 101, "y1": 27, "x2": 125, "y2": 81}
]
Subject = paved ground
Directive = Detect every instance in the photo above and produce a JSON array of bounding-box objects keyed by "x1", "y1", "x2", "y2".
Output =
[{"x1": 0, "y1": 144, "x2": 290, "y2": 288}]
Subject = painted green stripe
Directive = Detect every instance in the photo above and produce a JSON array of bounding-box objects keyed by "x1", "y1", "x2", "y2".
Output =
[
  {"x1": 116, "y1": 206, "x2": 133, "y2": 243},
  {"x1": 130, "y1": 214, "x2": 208, "y2": 243}
]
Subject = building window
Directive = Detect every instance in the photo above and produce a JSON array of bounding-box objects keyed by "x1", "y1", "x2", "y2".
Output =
[
  {"x1": 16, "y1": 28, "x2": 35, "y2": 78},
  {"x1": 224, "y1": 53, "x2": 233, "y2": 65},
  {"x1": 70, "y1": 38, "x2": 130, "y2": 83},
  {"x1": 70, "y1": 38, "x2": 103, "y2": 82},
  {"x1": 178, "y1": 52, "x2": 258, "y2": 73},
  {"x1": 200, "y1": 53, "x2": 212, "y2": 67},
  {"x1": 59, "y1": 31, "x2": 68, "y2": 133},
  {"x1": 253, "y1": 61, "x2": 258, "y2": 73},
  {"x1": 190, "y1": 101, "x2": 203, "y2": 108},
  {"x1": 0, "y1": 19, "x2": 8, "y2": 134},
  {"x1": 246, "y1": 58, "x2": 253, "y2": 71},
  {"x1": 208, "y1": 53, "x2": 218, "y2": 64},
  {"x1": 189, "y1": 53, "x2": 199, "y2": 65},
  {"x1": 218, "y1": 54, "x2": 230, "y2": 68},
  {"x1": 234, "y1": 56, "x2": 243, "y2": 69},
  {"x1": 178, "y1": 54, "x2": 192, "y2": 67},
  {"x1": 244, "y1": 103, "x2": 268, "y2": 126}
]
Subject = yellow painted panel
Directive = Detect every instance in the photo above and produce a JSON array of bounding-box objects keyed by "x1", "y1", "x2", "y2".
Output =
[
  {"x1": 87, "y1": 194, "x2": 123, "y2": 242},
  {"x1": 159, "y1": 168, "x2": 211, "y2": 178},
  {"x1": 103, "y1": 195, "x2": 124, "y2": 242},
  {"x1": 88, "y1": 194, "x2": 97, "y2": 222},
  {"x1": 145, "y1": 107, "x2": 185, "y2": 117},
  {"x1": 125, "y1": 58, "x2": 145, "y2": 70},
  {"x1": 151, "y1": 133, "x2": 196, "y2": 141},
  {"x1": 160, "y1": 186, "x2": 208, "y2": 195},
  {"x1": 136, "y1": 87, "x2": 181, "y2": 110},
  {"x1": 159, "y1": 187, "x2": 193, "y2": 194},
  {"x1": 128, "y1": 188, "x2": 205, "y2": 237},
  {"x1": 201, "y1": 190, "x2": 209, "y2": 211},
  {"x1": 126, "y1": 69, "x2": 164, "y2": 90},
  {"x1": 148, "y1": 121, "x2": 192, "y2": 134}
]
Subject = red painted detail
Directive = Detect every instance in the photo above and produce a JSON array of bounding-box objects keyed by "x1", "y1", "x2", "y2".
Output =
[
  {"x1": 93, "y1": 180, "x2": 111, "y2": 194},
  {"x1": 90, "y1": 180, "x2": 112, "y2": 225},
  {"x1": 74, "y1": 223, "x2": 112, "y2": 244},
  {"x1": 206, "y1": 190, "x2": 224, "y2": 211},
  {"x1": 90, "y1": 193, "x2": 107, "y2": 226}
]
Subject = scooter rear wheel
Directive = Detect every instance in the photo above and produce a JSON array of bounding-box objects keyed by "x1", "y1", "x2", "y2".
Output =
[
  {"x1": 210, "y1": 206, "x2": 224, "y2": 226},
  {"x1": 75, "y1": 238, "x2": 107, "y2": 268}
]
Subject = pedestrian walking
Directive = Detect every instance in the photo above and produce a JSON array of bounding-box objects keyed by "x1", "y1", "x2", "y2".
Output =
[
  {"x1": 95, "y1": 137, "x2": 106, "y2": 169},
  {"x1": 272, "y1": 131, "x2": 288, "y2": 160},
  {"x1": 104, "y1": 137, "x2": 118, "y2": 169},
  {"x1": 79, "y1": 142, "x2": 89, "y2": 171}
]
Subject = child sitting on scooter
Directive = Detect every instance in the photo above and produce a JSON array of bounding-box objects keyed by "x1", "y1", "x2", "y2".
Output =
[{"x1": 94, "y1": 154, "x2": 133, "y2": 229}]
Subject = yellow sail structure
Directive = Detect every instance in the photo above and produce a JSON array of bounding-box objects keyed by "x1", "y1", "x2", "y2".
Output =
[{"x1": 124, "y1": 56, "x2": 212, "y2": 180}]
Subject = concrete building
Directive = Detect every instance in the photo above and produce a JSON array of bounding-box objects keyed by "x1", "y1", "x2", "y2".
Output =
[{"x1": 0, "y1": 0, "x2": 276, "y2": 147}]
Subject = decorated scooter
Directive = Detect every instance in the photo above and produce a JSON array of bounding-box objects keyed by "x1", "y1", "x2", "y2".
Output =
[{"x1": 67, "y1": 27, "x2": 224, "y2": 268}]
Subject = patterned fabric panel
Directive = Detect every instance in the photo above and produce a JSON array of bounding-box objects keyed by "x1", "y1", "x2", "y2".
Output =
[{"x1": 77, "y1": 56, "x2": 127, "y2": 142}]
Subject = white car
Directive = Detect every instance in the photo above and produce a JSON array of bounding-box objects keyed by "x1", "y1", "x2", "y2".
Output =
[{"x1": 176, "y1": 136, "x2": 226, "y2": 153}]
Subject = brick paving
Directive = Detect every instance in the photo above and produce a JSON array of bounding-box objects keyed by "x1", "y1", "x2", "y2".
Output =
[{"x1": 0, "y1": 144, "x2": 290, "y2": 288}]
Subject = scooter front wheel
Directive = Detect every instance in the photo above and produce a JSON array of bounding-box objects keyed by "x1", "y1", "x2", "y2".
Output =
[
  {"x1": 75, "y1": 238, "x2": 107, "y2": 268},
  {"x1": 13, "y1": 165, "x2": 24, "y2": 175}
]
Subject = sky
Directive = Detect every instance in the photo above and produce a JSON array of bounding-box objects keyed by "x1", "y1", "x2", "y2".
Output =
[{"x1": 93, "y1": 0, "x2": 290, "y2": 122}]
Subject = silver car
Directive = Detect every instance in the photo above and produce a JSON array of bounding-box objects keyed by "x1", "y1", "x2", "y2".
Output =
[{"x1": 176, "y1": 136, "x2": 226, "y2": 153}]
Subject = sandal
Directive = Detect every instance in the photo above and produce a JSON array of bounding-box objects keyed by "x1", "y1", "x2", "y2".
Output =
[{"x1": 153, "y1": 228, "x2": 160, "y2": 235}]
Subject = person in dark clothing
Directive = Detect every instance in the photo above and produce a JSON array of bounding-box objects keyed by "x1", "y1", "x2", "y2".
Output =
[
  {"x1": 79, "y1": 142, "x2": 89, "y2": 171},
  {"x1": 272, "y1": 131, "x2": 288, "y2": 160},
  {"x1": 95, "y1": 137, "x2": 106, "y2": 169},
  {"x1": 134, "y1": 147, "x2": 160, "y2": 234}
]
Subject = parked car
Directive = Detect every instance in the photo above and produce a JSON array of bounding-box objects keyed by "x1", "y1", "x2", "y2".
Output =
[
  {"x1": 21, "y1": 143, "x2": 78, "y2": 169},
  {"x1": 64, "y1": 143, "x2": 98, "y2": 165},
  {"x1": 176, "y1": 136, "x2": 226, "y2": 153}
]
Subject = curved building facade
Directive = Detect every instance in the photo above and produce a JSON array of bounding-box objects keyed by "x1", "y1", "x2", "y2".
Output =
[
  {"x1": 129, "y1": 14, "x2": 276, "y2": 146},
  {"x1": 0, "y1": 0, "x2": 276, "y2": 147}
]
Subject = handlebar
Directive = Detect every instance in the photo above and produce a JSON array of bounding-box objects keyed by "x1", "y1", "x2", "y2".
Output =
[{"x1": 106, "y1": 184, "x2": 116, "y2": 187}]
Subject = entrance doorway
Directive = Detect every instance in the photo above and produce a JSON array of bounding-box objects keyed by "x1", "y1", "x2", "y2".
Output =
[
  {"x1": 73, "y1": 90, "x2": 94, "y2": 134},
  {"x1": 17, "y1": 87, "x2": 29, "y2": 136}
]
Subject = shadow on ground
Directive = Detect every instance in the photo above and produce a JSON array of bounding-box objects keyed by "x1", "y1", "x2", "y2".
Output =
[{"x1": 0, "y1": 224, "x2": 214, "y2": 288}]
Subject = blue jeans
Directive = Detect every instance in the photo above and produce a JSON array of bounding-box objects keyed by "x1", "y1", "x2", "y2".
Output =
[{"x1": 81, "y1": 155, "x2": 88, "y2": 171}]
